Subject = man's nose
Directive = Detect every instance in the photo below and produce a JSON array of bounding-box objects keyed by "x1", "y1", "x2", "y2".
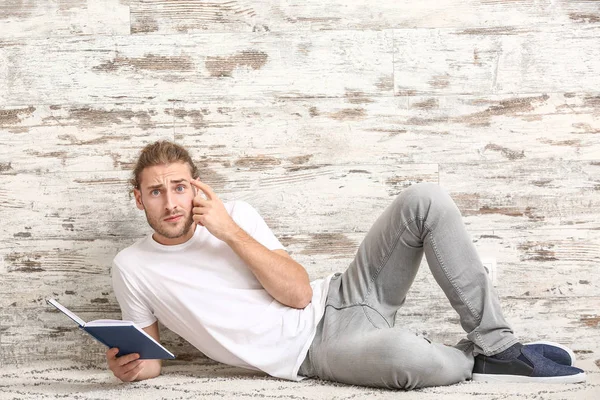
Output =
[{"x1": 164, "y1": 191, "x2": 177, "y2": 210}]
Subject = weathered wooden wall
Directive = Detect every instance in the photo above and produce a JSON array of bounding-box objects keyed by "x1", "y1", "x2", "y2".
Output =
[{"x1": 1, "y1": 0, "x2": 599, "y2": 369}]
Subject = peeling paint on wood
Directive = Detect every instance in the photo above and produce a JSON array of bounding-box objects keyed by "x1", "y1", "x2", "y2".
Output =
[
  {"x1": 0, "y1": 0, "x2": 129, "y2": 39},
  {"x1": 0, "y1": 106, "x2": 36, "y2": 125},
  {"x1": 0, "y1": 31, "x2": 395, "y2": 105},
  {"x1": 393, "y1": 27, "x2": 600, "y2": 95},
  {"x1": 1, "y1": 0, "x2": 599, "y2": 370},
  {"x1": 94, "y1": 53, "x2": 195, "y2": 73},
  {"x1": 128, "y1": 1, "x2": 600, "y2": 34},
  {"x1": 205, "y1": 50, "x2": 268, "y2": 78}
]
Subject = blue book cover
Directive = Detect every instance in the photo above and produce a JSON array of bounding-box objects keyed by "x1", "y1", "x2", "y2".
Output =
[{"x1": 46, "y1": 298, "x2": 175, "y2": 360}]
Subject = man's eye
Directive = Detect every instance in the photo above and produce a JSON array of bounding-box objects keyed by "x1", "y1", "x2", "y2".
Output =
[
  {"x1": 176, "y1": 185, "x2": 185, "y2": 192},
  {"x1": 151, "y1": 190, "x2": 160, "y2": 196}
]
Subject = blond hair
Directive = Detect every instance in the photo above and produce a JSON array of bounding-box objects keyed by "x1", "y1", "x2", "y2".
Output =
[{"x1": 128, "y1": 140, "x2": 199, "y2": 198}]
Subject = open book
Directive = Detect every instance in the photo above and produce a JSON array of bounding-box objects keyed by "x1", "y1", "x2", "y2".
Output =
[{"x1": 46, "y1": 298, "x2": 175, "y2": 360}]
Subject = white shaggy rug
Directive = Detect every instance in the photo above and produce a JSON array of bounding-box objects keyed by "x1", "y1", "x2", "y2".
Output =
[{"x1": 0, "y1": 358, "x2": 598, "y2": 399}]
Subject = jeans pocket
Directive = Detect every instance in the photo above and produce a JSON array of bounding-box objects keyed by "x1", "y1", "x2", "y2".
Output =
[{"x1": 361, "y1": 305, "x2": 391, "y2": 329}]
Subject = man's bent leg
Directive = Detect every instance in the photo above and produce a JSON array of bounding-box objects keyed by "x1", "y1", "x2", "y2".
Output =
[
  {"x1": 331, "y1": 181, "x2": 518, "y2": 356},
  {"x1": 298, "y1": 182, "x2": 584, "y2": 387}
]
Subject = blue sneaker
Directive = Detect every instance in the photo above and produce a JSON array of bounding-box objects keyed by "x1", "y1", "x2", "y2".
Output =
[
  {"x1": 523, "y1": 341, "x2": 576, "y2": 366},
  {"x1": 472, "y1": 345, "x2": 586, "y2": 383}
]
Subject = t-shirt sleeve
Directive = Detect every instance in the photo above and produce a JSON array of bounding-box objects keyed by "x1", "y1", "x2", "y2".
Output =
[
  {"x1": 111, "y1": 260, "x2": 157, "y2": 329},
  {"x1": 232, "y1": 200, "x2": 286, "y2": 251}
]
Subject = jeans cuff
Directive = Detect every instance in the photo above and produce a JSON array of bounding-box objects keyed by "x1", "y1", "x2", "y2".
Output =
[{"x1": 487, "y1": 336, "x2": 521, "y2": 356}]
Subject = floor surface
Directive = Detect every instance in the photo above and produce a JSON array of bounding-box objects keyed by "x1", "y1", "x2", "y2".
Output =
[{"x1": 0, "y1": 358, "x2": 598, "y2": 399}]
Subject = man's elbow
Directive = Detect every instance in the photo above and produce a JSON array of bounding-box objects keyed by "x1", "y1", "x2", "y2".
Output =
[{"x1": 295, "y1": 285, "x2": 313, "y2": 309}]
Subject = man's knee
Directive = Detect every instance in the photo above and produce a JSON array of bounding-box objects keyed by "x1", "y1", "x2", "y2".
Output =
[
  {"x1": 402, "y1": 182, "x2": 447, "y2": 202},
  {"x1": 384, "y1": 340, "x2": 471, "y2": 390},
  {"x1": 399, "y1": 181, "x2": 461, "y2": 220}
]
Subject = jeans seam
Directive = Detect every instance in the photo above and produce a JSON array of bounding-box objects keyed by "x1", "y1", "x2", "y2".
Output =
[
  {"x1": 325, "y1": 303, "x2": 388, "y2": 330},
  {"x1": 361, "y1": 304, "x2": 388, "y2": 329},
  {"x1": 426, "y1": 219, "x2": 489, "y2": 353},
  {"x1": 475, "y1": 331, "x2": 487, "y2": 354},
  {"x1": 365, "y1": 215, "x2": 418, "y2": 304},
  {"x1": 326, "y1": 303, "x2": 364, "y2": 311},
  {"x1": 427, "y1": 223, "x2": 481, "y2": 320}
]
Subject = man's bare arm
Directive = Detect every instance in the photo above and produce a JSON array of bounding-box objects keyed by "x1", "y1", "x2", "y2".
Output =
[
  {"x1": 187, "y1": 178, "x2": 312, "y2": 309},
  {"x1": 224, "y1": 227, "x2": 313, "y2": 309},
  {"x1": 132, "y1": 321, "x2": 162, "y2": 381}
]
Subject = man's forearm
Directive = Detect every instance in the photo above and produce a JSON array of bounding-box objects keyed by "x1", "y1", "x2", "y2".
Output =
[{"x1": 223, "y1": 227, "x2": 312, "y2": 309}]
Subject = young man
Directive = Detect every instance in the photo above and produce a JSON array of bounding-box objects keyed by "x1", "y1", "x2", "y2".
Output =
[{"x1": 107, "y1": 140, "x2": 586, "y2": 389}]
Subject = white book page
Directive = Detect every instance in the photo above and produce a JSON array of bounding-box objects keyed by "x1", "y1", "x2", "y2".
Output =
[
  {"x1": 46, "y1": 298, "x2": 85, "y2": 326},
  {"x1": 86, "y1": 319, "x2": 133, "y2": 326}
]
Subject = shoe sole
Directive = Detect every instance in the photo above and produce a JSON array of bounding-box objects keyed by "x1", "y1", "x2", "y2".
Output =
[
  {"x1": 524, "y1": 340, "x2": 576, "y2": 366},
  {"x1": 472, "y1": 372, "x2": 586, "y2": 384}
]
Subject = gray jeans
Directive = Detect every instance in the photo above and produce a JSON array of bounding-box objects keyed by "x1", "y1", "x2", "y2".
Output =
[{"x1": 297, "y1": 182, "x2": 518, "y2": 390}]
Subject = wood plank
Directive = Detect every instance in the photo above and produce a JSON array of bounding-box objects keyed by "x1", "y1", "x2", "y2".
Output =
[
  {"x1": 129, "y1": 0, "x2": 600, "y2": 34},
  {"x1": 2, "y1": 93, "x2": 598, "y2": 176},
  {"x1": 3, "y1": 26, "x2": 599, "y2": 104},
  {"x1": 0, "y1": 103, "x2": 174, "y2": 173},
  {"x1": 393, "y1": 25, "x2": 600, "y2": 95},
  {"x1": 173, "y1": 92, "x2": 600, "y2": 164},
  {"x1": 440, "y1": 161, "x2": 600, "y2": 229},
  {"x1": 0, "y1": 0, "x2": 130, "y2": 39},
  {"x1": 1, "y1": 155, "x2": 599, "y2": 240},
  {"x1": 0, "y1": 30, "x2": 393, "y2": 105},
  {"x1": 0, "y1": 166, "x2": 436, "y2": 241},
  {"x1": 2, "y1": 225, "x2": 599, "y2": 306}
]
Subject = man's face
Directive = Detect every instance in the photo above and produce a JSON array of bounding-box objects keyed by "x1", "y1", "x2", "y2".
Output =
[{"x1": 133, "y1": 162, "x2": 197, "y2": 245}]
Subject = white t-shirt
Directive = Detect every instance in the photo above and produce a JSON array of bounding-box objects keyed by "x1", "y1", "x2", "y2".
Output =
[{"x1": 111, "y1": 199, "x2": 336, "y2": 381}]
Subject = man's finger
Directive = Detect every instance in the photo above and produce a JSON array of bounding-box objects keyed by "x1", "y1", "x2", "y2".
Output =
[
  {"x1": 190, "y1": 178, "x2": 215, "y2": 200},
  {"x1": 122, "y1": 362, "x2": 144, "y2": 381},
  {"x1": 118, "y1": 353, "x2": 140, "y2": 367},
  {"x1": 123, "y1": 360, "x2": 143, "y2": 375},
  {"x1": 192, "y1": 206, "x2": 208, "y2": 215},
  {"x1": 193, "y1": 195, "x2": 209, "y2": 206},
  {"x1": 107, "y1": 348, "x2": 118, "y2": 359}
]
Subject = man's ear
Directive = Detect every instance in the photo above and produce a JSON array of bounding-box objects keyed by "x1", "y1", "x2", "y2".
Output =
[{"x1": 133, "y1": 188, "x2": 144, "y2": 210}]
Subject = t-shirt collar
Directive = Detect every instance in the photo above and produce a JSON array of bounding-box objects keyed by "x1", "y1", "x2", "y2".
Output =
[{"x1": 147, "y1": 224, "x2": 200, "y2": 251}]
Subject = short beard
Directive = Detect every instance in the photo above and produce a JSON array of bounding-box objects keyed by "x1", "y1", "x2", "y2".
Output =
[{"x1": 146, "y1": 211, "x2": 195, "y2": 239}]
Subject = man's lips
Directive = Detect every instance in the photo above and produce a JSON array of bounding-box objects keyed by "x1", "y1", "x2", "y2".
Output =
[{"x1": 164, "y1": 214, "x2": 183, "y2": 222}]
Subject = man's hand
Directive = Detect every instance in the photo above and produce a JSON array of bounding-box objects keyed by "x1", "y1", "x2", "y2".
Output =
[
  {"x1": 190, "y1": 178, "x2": 241, "y2": 242},
  {"x1": 106, "y1": 347, "x2": 145, "y2": 382}
]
